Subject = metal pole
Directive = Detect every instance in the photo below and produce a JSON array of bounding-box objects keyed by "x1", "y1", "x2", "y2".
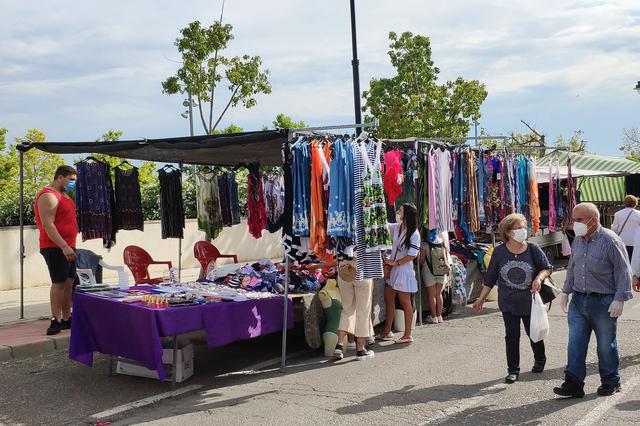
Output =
[
  {"x1": 178, "y1": 161, "x2": 183, "y2": 282},
  {"x1": 280, "y1": 254, "x2": 289, "y2": 373},
  {"x1": 19, "y1": 150, "x2": 25, "y2": 320},
  {"x1": 474, "y1": 120, "x2": 479, "y2": 147},
  {"x1": 349, "y1": 0, "x2": 363, "y2": 135}
]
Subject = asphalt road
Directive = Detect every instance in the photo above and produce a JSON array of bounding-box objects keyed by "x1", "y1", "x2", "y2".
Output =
[{"x1": 2, "y1": 270, "x2": 640, "y2": 425}]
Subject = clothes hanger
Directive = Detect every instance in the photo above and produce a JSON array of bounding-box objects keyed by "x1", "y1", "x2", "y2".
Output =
[
  {"x1": 116, "y1": 159, "x2": 137, "y2": 170},
  {"x1": 76, "y1": 155, "x2": 104, "y2": 165}
]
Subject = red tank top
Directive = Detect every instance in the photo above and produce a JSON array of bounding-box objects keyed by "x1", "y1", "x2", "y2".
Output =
[{"x1": 34, "y1": 188, "x2": 78, "y2": 249}]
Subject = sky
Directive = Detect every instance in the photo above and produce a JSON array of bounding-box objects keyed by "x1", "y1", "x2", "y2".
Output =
[{"x1": 1, "y1": 0, "x2": 639, "y2": 156}]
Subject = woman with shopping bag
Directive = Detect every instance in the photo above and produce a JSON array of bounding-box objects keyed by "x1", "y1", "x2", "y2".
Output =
[{"x1": 472, "y1": 213, "x2": 552, "y2": 384}]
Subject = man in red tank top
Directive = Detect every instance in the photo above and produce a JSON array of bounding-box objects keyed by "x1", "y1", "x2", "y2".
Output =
[{"x1": 35, "y1": 165, "x2": 78, "y2": 335}]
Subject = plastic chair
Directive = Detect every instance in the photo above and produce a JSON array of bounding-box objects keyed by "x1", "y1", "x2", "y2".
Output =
[
  {"x1": 194, "y1": 241, "x2": 238, "y2": 278},
  {"x1": 75, "y1": 249, "x2": 129, "y2": 288},
  {"x1": 123, "y1": 245, "x2": 172, "y2": 285}
]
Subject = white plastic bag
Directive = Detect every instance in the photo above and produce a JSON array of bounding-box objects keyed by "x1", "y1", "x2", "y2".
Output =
[
  {"x1": 561, "y1": 233, "x2": 572, "y2": 256},
  {"x1": 530, "y1": 293, "x2": 549, "y2": 343}
]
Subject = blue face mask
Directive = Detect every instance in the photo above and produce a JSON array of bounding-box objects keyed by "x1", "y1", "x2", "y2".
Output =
[{"x1": 65, "y1": 180, "x2": 76, "y2": 192}]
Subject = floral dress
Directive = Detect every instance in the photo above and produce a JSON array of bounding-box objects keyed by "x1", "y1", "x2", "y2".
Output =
[{"x1": 358, "y1": 140, "x2": 392, "y2": 252}]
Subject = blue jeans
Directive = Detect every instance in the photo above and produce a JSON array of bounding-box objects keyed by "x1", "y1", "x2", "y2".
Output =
[{"x1": 565, "y1": 292, "x2": 620, "y2": 386}]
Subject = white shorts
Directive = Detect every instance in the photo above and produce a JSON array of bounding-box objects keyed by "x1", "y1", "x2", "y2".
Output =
[{"x1": 421, "y1": 264, "x2": 448, "y2": 288}]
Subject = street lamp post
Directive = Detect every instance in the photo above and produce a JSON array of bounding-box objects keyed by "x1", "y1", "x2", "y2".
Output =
[{"x1": 349, "y1": 0, "x2": 363, "y2": 135}]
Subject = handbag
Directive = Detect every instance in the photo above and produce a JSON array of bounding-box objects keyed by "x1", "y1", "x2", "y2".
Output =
[
  {"x1": 539, "y1": 276, "x2": 561, "y2": 306},
  {"x1": 384, "y1": 234, "x2": 402, "y2": 280}
]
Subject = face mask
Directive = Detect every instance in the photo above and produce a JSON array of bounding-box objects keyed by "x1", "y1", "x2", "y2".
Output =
[
  {"x1": 396, "y1": 213, "x2": 403, "y2": 223},
  {"x1": 511, "y1": 228, "x2": 527, "y2": 243},
  {"x1": 65, "y1": 181, "x2": 76, "y2": 192},
  {"x1": 573, "y1": 218, "x2": 592, "y2": 237}
]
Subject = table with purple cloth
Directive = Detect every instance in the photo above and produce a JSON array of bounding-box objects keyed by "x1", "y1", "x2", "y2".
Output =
[{"x1": 69, "y1": 290, "x2": 293, "y2": 380}]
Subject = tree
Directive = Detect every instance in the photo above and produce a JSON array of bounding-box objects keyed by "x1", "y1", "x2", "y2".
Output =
[
  {"x1": 620, "y1": 127, "x2": 640, "y2": 161},
  {"x1": 555, "y1": 130, "x2": 587, "y2": 153},
  {"x1": 363, "y1": 32, "x2": 487, "y2": 139},
  {"x1": 162, "y1": 19, "x2": 271, "y2": 135},
  {"x1": 272, "y1": 113, "x2": 306, "y2": 130}
]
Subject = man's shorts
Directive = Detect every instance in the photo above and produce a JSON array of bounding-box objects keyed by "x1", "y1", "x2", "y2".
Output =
[{"x1": 40, "y1": 248, "x2": 76, "y2": 284}]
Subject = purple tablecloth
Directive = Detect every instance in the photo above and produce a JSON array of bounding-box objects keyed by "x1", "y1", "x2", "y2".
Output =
[{"x1": 69, "y1": 292, "x2": 293, "y2": 380}]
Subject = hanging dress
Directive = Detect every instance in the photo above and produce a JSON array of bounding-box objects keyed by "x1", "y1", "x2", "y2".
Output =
[
  {"x1": 75, "y1": 160, "x2": 113, "y2": 243},
  {"x1": 548, "y1": 162, "x2": 557, "y2": 232},
  {"x1": 282, "y1": 143, "x2": 307, "y2": 262},
  {"x1": 217, "y1": 174, "x2": 232, "y2": 227},
  {"x1": 358, "y1": 140, "x2": 392, "y2": 252},
  {"x1": 196, "y1": 172, "x2": 223, "y2": 240},
  {"x1": 159, "y1": 167, "x2": 185, "y2": 239},
  {"x1": 263, "y1": 173, "x2": 285, "y2": 233},
  {"x1": 114, "y1": 166, "x2": 144, "y2": 231},
  {"x1": 247, "y1": 163, "x2": 267, "y2": 239},
  {"x1": 292, "y1": 139, "x2": 311, "y2": 236},
  {"x1": 436, "y1": 148, "x2": 454, "y2": 232},
  {"x1": 566, "y1": 157, "x2": 576, "y2": 227},
  {"x1": 529, "y1": 157, "x2": 541, "y2": 234},
  {"x1": 310, "y1": 141, "x2": 333, "y2": 261},
  {"x1": 383, "y1": 149, "x2": 404, "y2": 207}
]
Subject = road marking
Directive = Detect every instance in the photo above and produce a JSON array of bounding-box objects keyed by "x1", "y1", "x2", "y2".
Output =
[
  {"x1": 575, "y1": 374, "x2": 640, "y2": 426},
  {"x1": 421, "y1": 382, "x2": 507, "y2": 425},
  {"x1": 88, "y1": 384, "x2": 203, "y2": 420}
]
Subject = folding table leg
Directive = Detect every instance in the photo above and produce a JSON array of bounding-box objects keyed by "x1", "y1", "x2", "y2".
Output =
[
  {"x1": 108, "y1": 356, "x2": 113, "y2": 376},
  {"x1": 170, "y1": 335, "x2": 178, "y2": 391}
]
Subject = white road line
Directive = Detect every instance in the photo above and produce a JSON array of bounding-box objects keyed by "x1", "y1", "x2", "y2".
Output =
[
  {"x1": 88, "y1": 384, "x2": 203, "y2": 420},
  {"x1": 575, "y1": 374, "x2": 640, "y2": 426},
  {"x1": 421, "y1": 383, "x2": 507, "y2": 425}
]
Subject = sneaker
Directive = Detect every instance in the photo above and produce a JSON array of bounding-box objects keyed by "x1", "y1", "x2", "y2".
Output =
[
  {"x1": 346, "y1": 341, "x2": 357, "y2": 351},
  {"x1": 597, "y1": 383, "x2": 621, "y2": 396},
  {"x1": 425, "y1": 316, "x2": 438, "y2": 324},
  {"x1": 366, "y1": 336, "x2": 376, "y2": 346},
  {"x1": 333, "y1": 345, "x2": 344, "y2": 360},
  {"x1": 377, "y1": 332, "x2": 395, "y2": 341},
  {"x1": 437, "y1": 316, "x2": 444, "y2": 323},
  {"x1": 505, "y1": 373, "x2": 519, "y2": 384},
  {"x1": 532, "y1": 359, "x2": 546, "y2": 374},
  {"x1": 60, "y1": 316, "x2": 72, "y2": 330},
  {"x1": 356, "y1": 349, "x2": 375, "y2": 361},
  {"x1": 46, "y1": 318, "x2": 61, "y2": 336},
  {"x1": 553, "y1": 380, "x2": 585, "y2": 398}
]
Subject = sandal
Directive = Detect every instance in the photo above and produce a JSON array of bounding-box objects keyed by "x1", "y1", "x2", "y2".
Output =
[
  {"x1": 395, "y1": 336, "x2": 414, "y2": 345},
  {"x1": 377, "y1": 332, "x2": 395, "y2": 341}
]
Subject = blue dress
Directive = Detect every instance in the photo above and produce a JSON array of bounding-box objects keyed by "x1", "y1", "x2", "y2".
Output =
[
  {"x1": 292, "y1": 139, "x2": 311, "y2": 236},
  {"x1": 327, "y1": 138, "x2": 355, "y2": 238}
]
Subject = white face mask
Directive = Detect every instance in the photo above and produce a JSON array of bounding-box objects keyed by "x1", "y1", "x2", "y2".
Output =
[
  {"x1": 573, "y1": 218, "x2": 593, "y2": 237},
  {"x1": 396, "y1": 213, "x2": 403, "y2": 223},
  {"x1": 511, "y1": 228, "x2": 527, "y2": 243}
]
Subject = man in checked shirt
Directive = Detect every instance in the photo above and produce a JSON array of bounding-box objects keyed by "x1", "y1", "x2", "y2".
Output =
[{"x1": 553, "y1": 203, "x2": 633, "y2": 398}]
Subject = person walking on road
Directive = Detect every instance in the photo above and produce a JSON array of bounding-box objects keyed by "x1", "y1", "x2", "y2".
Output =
[
  {"x1": 34, "y1": 165, "x2": 78, "y2": 336},
  {"x1": 472, "y1": 213, "x2": 552, "y2": 384},
  {"x1": 554, "y1": 203, "x2": 633, "y2": 398},
  {"x1": 610, "y1": 195, "x2": 640, "y2": 259}
]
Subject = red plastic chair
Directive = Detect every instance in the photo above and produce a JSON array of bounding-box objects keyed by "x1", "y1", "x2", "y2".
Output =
[
  {"x1": 194, "y1": 241, "x2": 238, "y2": 276},
  {"x1": 123, "y1": 245, "x2": 173, "y2": 285}
]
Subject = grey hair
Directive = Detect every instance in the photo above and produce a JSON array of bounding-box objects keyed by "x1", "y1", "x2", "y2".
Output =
[{"x1": 574, "y1": 202, "x2": 600, "y2": 220}]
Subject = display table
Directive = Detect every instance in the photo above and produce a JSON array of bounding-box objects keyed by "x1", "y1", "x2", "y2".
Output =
[{"x1": 69, "y1": 289, "x2": 293, "y2": 384}]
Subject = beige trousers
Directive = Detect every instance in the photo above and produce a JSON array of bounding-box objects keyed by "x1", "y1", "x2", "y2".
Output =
[{"x1": 338, "y1": 276, "x2": 374, "y2": 338}]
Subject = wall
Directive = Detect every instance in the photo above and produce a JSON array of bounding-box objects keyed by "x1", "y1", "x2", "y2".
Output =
[{"x1": 0, "y1": 219, "x2": 283, "y2": 290}]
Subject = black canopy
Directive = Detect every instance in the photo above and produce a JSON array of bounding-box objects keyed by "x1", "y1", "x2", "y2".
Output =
[{"x1": 16, "y1": 130, "x2": 288, "y2": 166}]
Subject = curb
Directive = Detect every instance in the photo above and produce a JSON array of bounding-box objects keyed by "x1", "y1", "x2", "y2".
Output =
[{"x1": 1, "y1": 335, "x2": 69, "y2": 362}]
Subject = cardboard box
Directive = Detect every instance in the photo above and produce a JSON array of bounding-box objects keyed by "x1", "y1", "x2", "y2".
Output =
[{"x1": 116, "y1": 344, "x2": 194, "y2": 383}]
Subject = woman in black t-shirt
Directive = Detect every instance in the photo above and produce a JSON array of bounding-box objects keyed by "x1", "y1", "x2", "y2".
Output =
[{"x1": 472, "y1": 213, "x2": 552, "y2": 384}]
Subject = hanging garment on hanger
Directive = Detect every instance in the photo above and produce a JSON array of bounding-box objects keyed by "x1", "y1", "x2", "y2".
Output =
[
  {"x1": 76, "y1": 159, "x2": 113, "y2": 244},
  {"x1": 503, "y1": 156, "x2": 515, "y2": 216},
  {"x1": 566, "y1": 157, "x2": 576, "y2": 227},
  {"x1": 282, "y1": 148, "x2": 308, "y2": 262},
  {"x1": 554, "y1": 161, "x2": 564, "y2": 226},
  {"x1": 263, "y1": 173, "x2": 285, "y2": 233},
  {"x1": 477, "y1": 148, "x2": 486, "y2": 224},
  {"x1": 196, "y1": 172, "x2": 223, "y2": 240},
  {"x1": 328, "y1": 138, "x2": 355, "y2": 239},
  {"x1": 428, "y1": 148, "x2": 438, "y2": 230},
  {"x1": 247, "y1": 163, "x2": 267, "y2": 239},
  {"x1": 227, "y1": 171, "x2": 241, "y2": 225},
  {"x1": 353, "y1": 139, "x2": 385, "y2": 280},
  {"x1": 159, "y1": 167, "x2": 185, "y2": 239},
  {"x1": 466, "y1": 150, "x2": 480, "y2": 233},
  {"x1": 402, "y1": 149, "x2": 417, "y2": 204},
  {"x1": 483, "y1": 153, "x2": 496, "y2": 229},
  {"x1": 548, "y1": 162, "x2": 557, "y2": 232},
  {"x1": 217, "y1": 173, "x2": 232, "y2": 227},
  {"x1": 383, "y1": 149, "x2": 404, "y2": 207},
  {"x1": 114, "y1": 166, "x2": 144, "y2": 231},
  {"x1": 529, "y1": 157, "x2": 541, "y2": 234},
  {"x1": 512, "y1": 157, "x2": 520, "y2": 215},
  {"x1": 436, "y1": 148, "x2": 454, "y2": 232},
  {"x1": 418, "y1": 148, "x2": 429, "y2": 231},
  {"x1": 309, "y1": 141, "x2": 333, "y2": 260},
  {"x1": 292, "y1": 140, "x2": 311, "y2": 236},
  {"x1": 358, "y1": 139, "x2": 392, "y2": 253}
]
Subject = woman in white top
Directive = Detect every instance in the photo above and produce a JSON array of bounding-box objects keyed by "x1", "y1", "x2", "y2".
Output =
[
  {"x1": 611, "y1": 195, "x2": 640, "y2": 259},
  {"x1": 379, "y1": 204, "x2": 420, "y2": 345}
]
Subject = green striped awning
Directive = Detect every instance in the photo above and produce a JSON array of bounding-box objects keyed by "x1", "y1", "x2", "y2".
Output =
[{"x1": 538, "y1": 151, "x2": 640, "y2": 202}]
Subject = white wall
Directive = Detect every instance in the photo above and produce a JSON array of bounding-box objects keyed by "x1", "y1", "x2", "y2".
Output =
[{"x1": 0, "y1": 219, "x2": 284, "y2": 290}]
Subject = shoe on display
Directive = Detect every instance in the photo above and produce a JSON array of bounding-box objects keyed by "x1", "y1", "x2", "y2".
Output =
[
  {"x1": 60, "y1": 316, "x2": 72, "y2": 330},
  {"x1": 356, "y1": 349, "x2": 374, "y2": 361},
  {"x1": 46, "y1": 318, "x2": 61, "y2": 336},
  {"x1": 333, "y1": 345, "x2": 344, "y2": 360},
  {"x1": 553, "y1": 380, "x2": 585, "y2": 398},
  {"x1": 504, "y1": 373, "x2": 519, "y2": 384},
  {"x1": 597, "y1": 383, "x2": 621, "y2": 396},
  {"x1": 346, "y1": 341, "x2": 356, "y2": 351}
]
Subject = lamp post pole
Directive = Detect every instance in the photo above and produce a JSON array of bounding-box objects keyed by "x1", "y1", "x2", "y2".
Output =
[{"x1": 349, "y1": 0, "x2": 363, "y2": 135}]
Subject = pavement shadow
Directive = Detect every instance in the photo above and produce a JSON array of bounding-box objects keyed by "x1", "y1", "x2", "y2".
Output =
[
  {"x1": 437, "y1": 394, "x2": 597, "y2": 426},
  {"x1": 615, "y1": 400, "x2": 640, "y2": 411}
]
